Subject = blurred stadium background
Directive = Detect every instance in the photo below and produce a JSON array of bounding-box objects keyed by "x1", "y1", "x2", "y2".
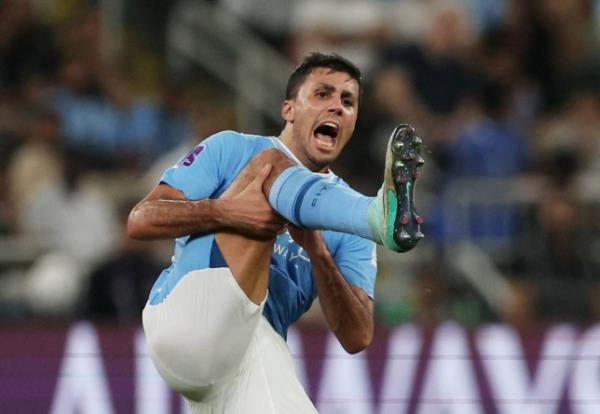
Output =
[{"x1": 1, "y1": 0, "x2": 600, "y2": 412}]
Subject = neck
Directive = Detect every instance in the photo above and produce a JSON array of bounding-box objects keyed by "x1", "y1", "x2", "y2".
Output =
[
  {"x1": 279, "y1": 123, "x2": 294, "y2": 150},
  {"x1": 278, "y1": 125, "x2": 329, "y2": 173}
]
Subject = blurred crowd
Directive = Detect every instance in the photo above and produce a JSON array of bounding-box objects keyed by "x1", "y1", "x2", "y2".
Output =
[{"x1": 0, "y1": 0, "x2": 599, "y2": 330}]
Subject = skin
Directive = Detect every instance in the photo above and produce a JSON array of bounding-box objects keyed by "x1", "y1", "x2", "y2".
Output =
[
  {"x1": 280, "y1": 68, "x2": 360, "y2": 172},
  {"x1": 128, "y1": 68, "x2": 373, "y2": 353}
]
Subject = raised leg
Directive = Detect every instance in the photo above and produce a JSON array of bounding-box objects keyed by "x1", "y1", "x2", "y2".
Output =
[
  {"x1": 266, "y1": 124, "x2": 425, "y2": 252},
  {"x1": 215, "y1": 149, "x2": 296, "y2": 304}
]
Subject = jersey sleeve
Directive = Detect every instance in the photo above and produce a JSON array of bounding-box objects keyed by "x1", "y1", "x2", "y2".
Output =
[
  {"x1": 159, "y1": 130, "x2": 243, "y2": 200},
  {"x1": 330, "y1": 233, "x2": 378, "y2": 299}
]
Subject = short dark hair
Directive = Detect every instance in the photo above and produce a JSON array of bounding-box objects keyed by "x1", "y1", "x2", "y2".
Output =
[{"x1": 285, "y1": 52, "x2": 362, "y2": 101}]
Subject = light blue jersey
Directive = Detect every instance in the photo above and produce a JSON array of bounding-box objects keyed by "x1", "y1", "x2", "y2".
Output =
[{"x1": 148, "y1": 131, "x2": 377, "y2": 338}]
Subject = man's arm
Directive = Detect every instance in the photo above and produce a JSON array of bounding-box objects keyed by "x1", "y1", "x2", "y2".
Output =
[
  {"x1": 289, "y1": 227, "x2": 374, "y2": 354},
  {"x1": 128, "y1": 165, "x2": 286, "y2": 240}
]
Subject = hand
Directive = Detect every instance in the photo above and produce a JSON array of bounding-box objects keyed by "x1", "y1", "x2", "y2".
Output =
[{"x1": 218, "y1": 164, "x2": 287, "y2": 239}]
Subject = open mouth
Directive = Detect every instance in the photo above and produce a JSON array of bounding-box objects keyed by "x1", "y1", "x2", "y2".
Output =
[{"x1": 313, "y1": 122, "x2": 339, "y2": 149}]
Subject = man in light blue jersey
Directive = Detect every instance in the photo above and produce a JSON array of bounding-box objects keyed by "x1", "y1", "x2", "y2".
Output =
[{"x1": 128, "y1": 52, "x2": 424, "y2": 413}]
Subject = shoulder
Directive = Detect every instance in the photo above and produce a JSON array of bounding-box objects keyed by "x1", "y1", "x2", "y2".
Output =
[
  {"x1": 181, "y1": 130, "x2": 274, "y2": 165},
  {"x1": 216, "y1": 130, "x2": 277, "y2": 162},
  {"x1": 202, "y1": 130, "x2": 243, "y2": 147},
  {"x1": 207, "y1": 130, "x2": 274, "y2": 146}
]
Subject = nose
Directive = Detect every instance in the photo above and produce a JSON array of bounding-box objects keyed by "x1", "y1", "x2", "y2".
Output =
[{"x1": 327, "y1": 98, "x2": 343, "y2": 116}]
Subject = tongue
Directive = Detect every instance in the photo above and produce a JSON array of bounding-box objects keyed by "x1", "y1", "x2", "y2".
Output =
[{"x1": 315, "y1": 132, "x2": 334, "y2": 148}]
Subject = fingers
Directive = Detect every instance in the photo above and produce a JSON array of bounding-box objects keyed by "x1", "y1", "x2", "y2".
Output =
[
  {"x1": 250, "y1": 164, "x2": 273, "y2": 196},
  {"x1": 250, "y1": 163, "x2": 272, "y2": 189},
  {"x1": 260, "y1": 163, "x2": 273, "y2": 176}
]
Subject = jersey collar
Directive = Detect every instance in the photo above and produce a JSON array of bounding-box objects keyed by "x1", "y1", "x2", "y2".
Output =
[{"x1": 270, "y1": 137, "x2": 336, "y2": 179}]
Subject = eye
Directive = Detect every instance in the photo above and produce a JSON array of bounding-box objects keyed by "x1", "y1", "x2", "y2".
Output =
[
  {"x1": 343, "y1": 98, "x2": 355, "y2": 107},
  {"x1": 316, "y1": 90, "x2": 328, "y2": 98}
]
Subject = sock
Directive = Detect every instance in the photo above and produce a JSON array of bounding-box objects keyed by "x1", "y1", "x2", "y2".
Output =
[{"x1": 268, "y1": 166, "x2": 377, "y2": 241}]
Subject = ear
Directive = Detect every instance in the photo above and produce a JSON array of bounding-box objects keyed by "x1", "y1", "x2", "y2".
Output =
[{"x1": 281, "y1": 100, "x2": 294, "y2": 123}]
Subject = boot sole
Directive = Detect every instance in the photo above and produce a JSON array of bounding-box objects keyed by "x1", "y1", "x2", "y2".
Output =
[{"x1": 383, "y1": 124, "x2": 424, "y2": 252}]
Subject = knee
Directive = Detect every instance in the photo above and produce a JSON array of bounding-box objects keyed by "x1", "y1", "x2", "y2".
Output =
[
  {"x1": 145, "y1": 320, "x2": 243, "y2": 387},
  {"x1": 143, "y1": 305, "x2": 256, "y2": 387}
]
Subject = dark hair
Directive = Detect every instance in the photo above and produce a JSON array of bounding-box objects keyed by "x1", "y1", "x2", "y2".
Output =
[{"x1": 285, "y1": 52, "x2": 362, "y2": 101}]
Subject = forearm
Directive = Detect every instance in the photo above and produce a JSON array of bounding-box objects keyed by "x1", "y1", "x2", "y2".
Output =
[
  {"x1": 128, "y1": 198, "x2": 225, "y2": 240},
  {"x1": 307, "y1": 243, "x2": 374, "y2": 354}
]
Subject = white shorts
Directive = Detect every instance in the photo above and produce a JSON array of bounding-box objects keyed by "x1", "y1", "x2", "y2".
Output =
[{"x1": 142, "y1": 267, "x2": 317, "y2": 413}]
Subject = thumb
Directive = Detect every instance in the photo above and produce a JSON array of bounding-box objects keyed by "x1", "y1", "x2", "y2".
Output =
[{"x1": 250, "y1": 163, "x2": 272, "y2": 189}]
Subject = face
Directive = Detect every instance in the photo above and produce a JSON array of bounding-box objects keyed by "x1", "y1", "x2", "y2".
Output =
[{"x1": 281, "y1": 68, "x2": 359, "y2": 172}]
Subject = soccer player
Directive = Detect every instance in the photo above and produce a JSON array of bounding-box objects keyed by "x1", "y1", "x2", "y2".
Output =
[{"x1": 128, "y1": 52, "x2": 424, "y2": 413}]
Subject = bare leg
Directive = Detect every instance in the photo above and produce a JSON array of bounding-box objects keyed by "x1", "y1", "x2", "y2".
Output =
[{"x1": 215, "y1": 149, "x2": 295, "y2": 304}]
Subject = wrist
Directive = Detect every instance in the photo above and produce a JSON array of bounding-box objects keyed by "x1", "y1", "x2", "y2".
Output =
[{"x1": 206, "y1": 198, "x2": 229, "y2": 229}]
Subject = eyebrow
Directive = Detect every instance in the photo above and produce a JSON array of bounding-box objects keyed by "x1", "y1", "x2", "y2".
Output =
[{"x1": 315, "y1": 83, "x2": 357, "y2": 101}]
